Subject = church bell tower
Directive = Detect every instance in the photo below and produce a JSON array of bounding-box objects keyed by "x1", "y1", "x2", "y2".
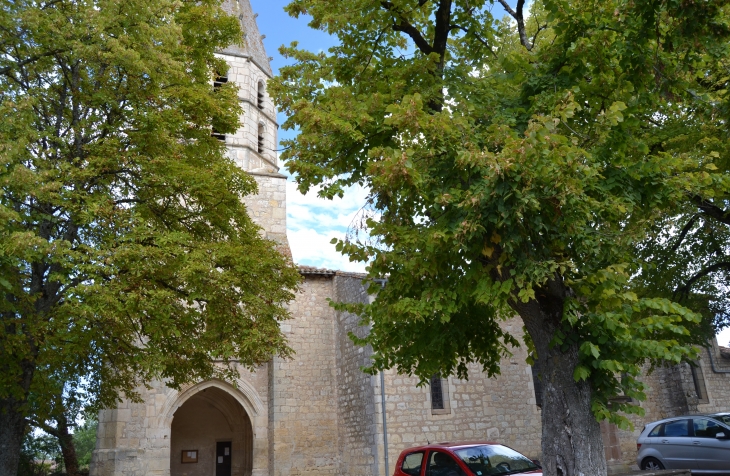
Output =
[{"x1": 219, "y1": 0, "x2": 289, "y2": 251}]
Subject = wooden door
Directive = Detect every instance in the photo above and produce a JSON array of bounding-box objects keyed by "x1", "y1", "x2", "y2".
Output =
[{"x1": 216, "y1": 441, "x2": 232, "y2": 476}]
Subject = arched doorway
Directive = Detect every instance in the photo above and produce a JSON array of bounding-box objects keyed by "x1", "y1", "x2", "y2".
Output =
[{"x1": 170, "y1": 386, "x2": 253, "y2": 476}]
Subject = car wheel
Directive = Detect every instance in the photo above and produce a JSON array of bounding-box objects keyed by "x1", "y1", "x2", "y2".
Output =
[{"x1": 641, "y1": 457, "x2": 665, "y2": 471}]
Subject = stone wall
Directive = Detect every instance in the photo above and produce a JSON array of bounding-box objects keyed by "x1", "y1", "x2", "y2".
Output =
[
  {"x1": 378, "y1": 315, "x2": 542, "y2": 476},
  {"x1": 697, "y1": 341, "x2": 730, "y2": 414},
  {"x1": 333, "y1": 275, "x2": 380, "y2": 476},
  {"x1": 270, "y1": 275, "x2": 341, "y2": 475}
]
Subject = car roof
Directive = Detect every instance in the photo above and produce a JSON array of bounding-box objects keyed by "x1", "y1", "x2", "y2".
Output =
[
  {"x1": 400, "y1": 441, "x2": 501, "y2": 452},
  {"x1": 645, "y1": 414, "x2": 730, "y2": 426}
]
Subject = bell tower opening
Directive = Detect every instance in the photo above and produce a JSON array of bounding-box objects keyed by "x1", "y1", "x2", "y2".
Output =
[{"x1": 170, "y1": 387, "x2": 253, "y2": 476}]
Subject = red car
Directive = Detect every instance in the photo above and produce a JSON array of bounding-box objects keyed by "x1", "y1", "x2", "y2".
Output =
[{"x1": 393, "y1": 441, "x2": 543, "y2": 476}]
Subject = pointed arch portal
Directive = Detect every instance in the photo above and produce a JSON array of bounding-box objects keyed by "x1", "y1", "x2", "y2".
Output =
[{"x1": 169, "y1": 385, "x2": 254, "y2": 476}]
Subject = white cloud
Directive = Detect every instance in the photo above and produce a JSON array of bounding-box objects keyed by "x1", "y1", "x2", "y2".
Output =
[{"x1": 286, "y1": 178, "x2": 370, "y2": 273}]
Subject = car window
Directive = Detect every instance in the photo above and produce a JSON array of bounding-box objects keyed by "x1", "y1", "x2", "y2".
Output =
[
  {"x1": 694, "y1": 419, "x2": 726, "y2": 438},
  {"x1": 664, "y1": 420, "x2": 690, "y2": 437},
  {"x1": 710, "y1": 414, "x2": 730, "y2": 426},
  {"x1": 455, "y1": 445, "x2": 540, "y2": 476},
  {"x1": 426, "y1": 451, "x2": 467, "y2": 476},
  {"x1": 648, "y1": 424, "x2": 664, "y2": 437},
  {"x1": 402, "y1": 452, "x2": 425, "y2": 476}
]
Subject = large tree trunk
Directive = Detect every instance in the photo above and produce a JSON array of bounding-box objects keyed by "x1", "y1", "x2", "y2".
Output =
[
  {"x1": 0, "y1": 352, "x2": 34, "y2": 476},
  {"x1": 56, "y1": 414, "x2": 81, "y2": 476},
  {"x1": 0, "y1": 397, "x2": 28, "y2": 476},
  {"x1": 513, "y1": 277, "x2": 607, "y2": 476}
]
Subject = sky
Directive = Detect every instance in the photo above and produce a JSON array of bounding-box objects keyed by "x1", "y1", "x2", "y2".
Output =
[
  {"x1": 249, "y1": 0, "x2": 370, "y2": 273},
  {"x1": 247, "y1": 1, "x2": 730, "y2": 347}
]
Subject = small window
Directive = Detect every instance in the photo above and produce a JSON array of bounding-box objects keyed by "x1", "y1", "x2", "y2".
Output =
[
  {"x1": 431, "y1": 373, "x2": 444, "y2": 410},
  {"x1": 531, "y1": 364, "x2": 542, "y2": 408},
  {"x1": 257, "y1": 123, "x2": 264, "y2": 153},
  {"x1": 425, "y1": 451, "x2": 466, "y2": 476},
  {"x1": 648, "y1": 424, "x2": 664, "y2": 437},
  {"x1": 430, "y1": 373, "x2": 451, "y2": 415},
  {"x1": 211, "y1": 72, "x2": 228, "y2": 141},
  {"x1": 401, "y1": 452, "x2": 424, "y2": 476},
  {"x1": 690, "y1": 362, "x2": 709, "y2": 404},
  {"x1": 664, "y1": 420, "x2": 689, "y2": 437},
  {"x1": 214, "y1": 73, "x2": 228, "y2": 89},
  {"x1": 257, "y1": 81, "x2": 265, "y2": 110}
]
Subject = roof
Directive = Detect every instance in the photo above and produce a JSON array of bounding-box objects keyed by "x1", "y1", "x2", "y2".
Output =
[
  {"x1": 220, "y1": 0, "x2": 272, "y2": 77},
  {"x1": 297, "y1": 266, "x2": 369, "y2": 280},
  {"x1": 399, "y1": 441, "x2": 500, "y2": 452}
]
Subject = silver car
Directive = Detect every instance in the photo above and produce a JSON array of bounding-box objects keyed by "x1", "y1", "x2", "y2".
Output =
[{"x1": 636, "y1": 415, "x2": 730, "y2": 473}]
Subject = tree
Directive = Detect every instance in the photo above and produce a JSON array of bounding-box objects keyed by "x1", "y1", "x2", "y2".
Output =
[
  {"x1": 17, "y1": 430, "x2": 59, "y2": 476},
  {"x1": 271, "y1": 0, "x2": 729, "y2": 474},
  {"x1": 0, "y1": 0, "x2": 301, "y2": 473}
]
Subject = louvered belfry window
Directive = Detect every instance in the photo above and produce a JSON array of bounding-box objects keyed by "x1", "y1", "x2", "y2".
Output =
[
  {"x1": 257, "y1": 123, "x2": 264, "y2": 153},
  {"x1": 211, "y1": 73, "x2": 228, "y2": 141},
  {"x1": 430, "y1": 373, "x2": 444, "y2": 410},
  {"x1": 257, "y1": 81, "x2": 265, "y2": 110}
]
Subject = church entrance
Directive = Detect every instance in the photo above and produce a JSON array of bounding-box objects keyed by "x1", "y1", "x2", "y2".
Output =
[{"x1": 170, "y1": 386, "x2": 253, "y2": 476}]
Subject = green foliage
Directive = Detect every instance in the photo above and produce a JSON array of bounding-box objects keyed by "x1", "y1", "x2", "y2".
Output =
[
  {"x1": 17, "y1": 431, "x2": 60, "y2": 476},
  {"x1": 73, "y1": 418, "x2": 97, "y2": 470},
  {"x1": 0, "y1": 0, "x2": 300, "y2": 432},
  {"x1": 272, "y1": 0, "x2": 729, "y2": 429}
]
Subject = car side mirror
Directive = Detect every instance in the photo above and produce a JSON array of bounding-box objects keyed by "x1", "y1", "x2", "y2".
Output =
[
  {"x1": 532, "y1": 459, "x2": 542, "y2": 467},
  {"x1": 716, "y1": 432, "x2": 727, "y2": 439}
]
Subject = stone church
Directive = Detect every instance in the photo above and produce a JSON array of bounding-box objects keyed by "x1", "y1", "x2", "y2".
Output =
[{"x1": 89, "y1": 2, "x2": 730, "y2": 475}]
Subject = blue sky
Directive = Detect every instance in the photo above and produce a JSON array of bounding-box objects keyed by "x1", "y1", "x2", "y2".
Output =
[{"x1": 247, "y1": 1, "x2": 730, "y2": 346}]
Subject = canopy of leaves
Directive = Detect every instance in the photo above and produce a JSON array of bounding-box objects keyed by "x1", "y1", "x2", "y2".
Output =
[
  {"x1": 0, "y1": 0, "x2": 300, "y2": 422},
  {"x1": 272, "y1": 0, "x2": 729, "y2": 424}
]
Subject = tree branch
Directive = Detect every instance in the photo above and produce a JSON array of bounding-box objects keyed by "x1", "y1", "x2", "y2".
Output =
[
  {"x1": 675, "y1": 261, "x2": 730, "y2": 300},
  {"x1": 380, "y1": 1, "x2": 434, "y2": 55},
  {"x1": 432, "y1": 0, "x2": 453, "y2": 68},
  {"x1": 692, "y1": 195, "x2": 730, "y2": 226},
  {"x1": 450, "y1": 24, "x2": 495, "y2": 56},
  {"x1": 667, "y1": 214, "x2": 701, "y2": 255},
  {"x1": 497, "y1": 0, "x2": 533, "y2": 50},
  {"x1": 0, "y1": 49, "x2": 65, "y2": 76},
  {"x1": 29, "y1": 419, "x2": 60, "y2": 438}
]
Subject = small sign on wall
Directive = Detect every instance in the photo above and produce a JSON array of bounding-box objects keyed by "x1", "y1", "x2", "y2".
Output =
[{"x1": 181, "y1": 450, "x2": 198, "y2": 464}]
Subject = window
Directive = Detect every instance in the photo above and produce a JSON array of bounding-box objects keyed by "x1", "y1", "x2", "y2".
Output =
[
  {"x1": 430, "y1": 373, "x2": 450, "y2": 415},
  {"x1": 455, "y1": 445, "x2": 540, "y2": 476},
  {"x1": 690, "y1": 361, "x2": 709, "y2": 404},
  {"x1": 257, "y1": 81, "x2": 265, "y2": 110},
  {"x1": 531, "y1": 364, "x2": 542, "y2": 408},
  {"x1": 693, "y1": 418, "x2": 726, "y2": 438},
  {"x1": 401, "y1": 452, "x2": 424, "y2": 476},
  {"x1": 211, "y1": 72, "x2": 228, "y2": 141},
  {"x1": 648, "y1": 424, "x2": 664, "y2": 437},
  {"x1": 431, "y1": 374, "x2": 444, "y2": 410},
  {"x1": 214, "y1": 74, "x2": 228, "y2": 89},
  {"x1": 257, "y1": 123, "x2": 264, "y2": 153},
  {"x1": 425, "y1": 451, "x2": 466, "y2": 476},
  {"x1": 664, "y1": 420, "x2": 689, "y2": 437}
]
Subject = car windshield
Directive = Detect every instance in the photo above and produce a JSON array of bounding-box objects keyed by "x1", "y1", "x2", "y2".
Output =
[
  {"x1": 710, "y1": 414, "x2": 730, "y2": 426},
  {"x1": 454, "y1": 445, "x2": 539, "y2": 476}
]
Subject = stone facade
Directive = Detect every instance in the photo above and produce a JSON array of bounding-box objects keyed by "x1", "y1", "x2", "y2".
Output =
[{"x1": 90, "y1": 2, "x2": 730, "y2": 475}]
